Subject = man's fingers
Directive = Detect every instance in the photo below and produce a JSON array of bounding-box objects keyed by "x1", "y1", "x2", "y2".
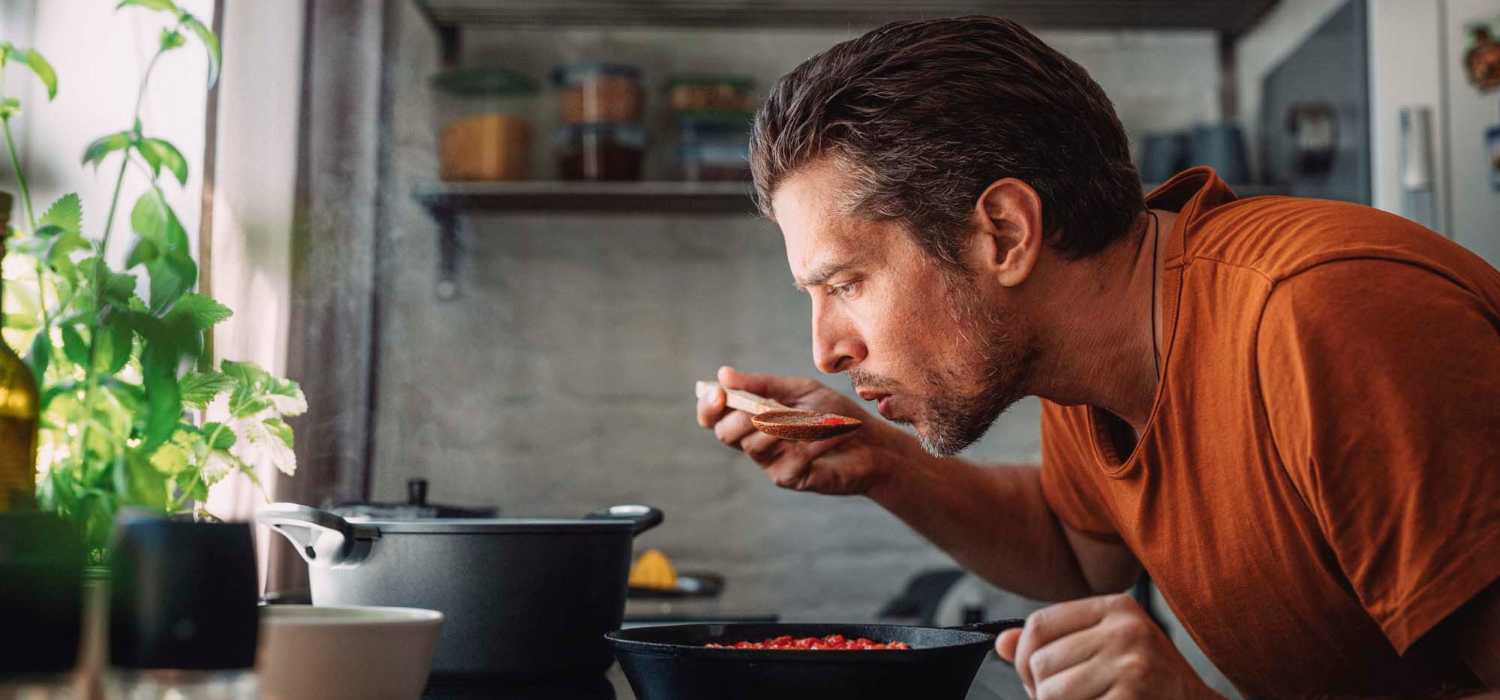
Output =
[
  {"x1": 739, "y1": 432, "x2": 785, "y2": 464},
  {"x1": 996, "y1": 628, "x2": 1022, "y2": 662},
  {"x1": 1013, "y1": 597, "x2": 1114, "y2": 694},
  {"x1": 718, "y1": 365, "x2": 816, "y2": 402},
  {"x1": 1032, "y1": 650, "x2": 1113, "y2": 700},
  {"x1": 713, "y1": 411, "x2": 758, "y2": 449},
  {"x1": 697, "y1": 385, "x2": 727, "y2": 428},
  {"x1": 765, "y1": 452, "x2": 814, "y2": 490},
  {"x1": 1027, "y1": 624, "x2": 1109, "y2": 697}
]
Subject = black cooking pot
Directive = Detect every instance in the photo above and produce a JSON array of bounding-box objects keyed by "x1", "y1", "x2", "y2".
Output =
[
  {"x1": 257, "y1": 502, "x2": 662, "y2": 679},
  {"x1": 607, "y1": 619, "x2": 1023, "y2": 700}
]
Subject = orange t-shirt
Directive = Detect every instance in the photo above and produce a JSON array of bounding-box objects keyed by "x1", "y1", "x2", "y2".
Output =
[{"x1": 1040, "y1": 168, "x2": 1500, "y2": 697}]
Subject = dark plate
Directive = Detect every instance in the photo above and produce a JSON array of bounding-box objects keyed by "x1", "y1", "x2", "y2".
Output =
[{"x1": 628, "y1": 572, "x2": 725, "y2": 599}]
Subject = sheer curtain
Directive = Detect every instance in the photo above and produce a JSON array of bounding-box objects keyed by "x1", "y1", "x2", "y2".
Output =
[{"x1": 202, "y1": 0, "x2": 306, "y2": 592}]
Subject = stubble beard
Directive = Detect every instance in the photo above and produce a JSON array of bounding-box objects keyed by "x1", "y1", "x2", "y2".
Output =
[{"x1": 911, "y1": 269, "x2": 1034, "y2": 456}]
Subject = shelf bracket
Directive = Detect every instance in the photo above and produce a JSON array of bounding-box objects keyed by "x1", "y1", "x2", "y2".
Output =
[{"x1": 431, "y1": 204, "x2": 462, "y2": 300}]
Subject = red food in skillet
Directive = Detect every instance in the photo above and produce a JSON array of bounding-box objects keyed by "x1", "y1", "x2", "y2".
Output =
[{"x1": 705, "y1": 634, "x2": 910, "y2": 650}]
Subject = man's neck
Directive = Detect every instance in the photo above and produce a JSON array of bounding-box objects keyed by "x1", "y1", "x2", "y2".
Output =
[{"x1": 1026, "y1": 209, "x2": 1176, "y2": 433}]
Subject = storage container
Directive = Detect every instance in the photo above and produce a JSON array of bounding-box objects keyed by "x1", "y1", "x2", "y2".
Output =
[
  {"x1": 431, "y1": 67, "x2": 537, "y2": 181},
  {"x1": 553, "y1": 63, "x2": 643, "y2": 124},
  {"x1": 667, "y1": 74, "x2": 755, "y2": 113},
  {"x1": 556, "y1": 123, "x2": 647, "y2": 181}
]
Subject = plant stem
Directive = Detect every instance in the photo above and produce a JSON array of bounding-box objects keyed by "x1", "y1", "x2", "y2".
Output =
[
  {"x1": 77, "y1": 44, "x2": 168, "y2": 470},
  {"x1": 2, "y1": 119, "x2": 38, "y2": 233},
  {"x1": 2, "y1": 117, "x2": 52, "y2": 336}
]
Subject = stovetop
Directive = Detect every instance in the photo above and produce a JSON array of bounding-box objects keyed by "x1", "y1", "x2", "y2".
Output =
[{"x1": 420, "y1": 659, "x2": 1025, "y2": 700}]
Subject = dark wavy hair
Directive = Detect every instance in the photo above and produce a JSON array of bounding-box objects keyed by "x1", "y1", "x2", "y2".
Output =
[{"x1": 750, "y1": 16, "x2": 1144, "y2": 264}]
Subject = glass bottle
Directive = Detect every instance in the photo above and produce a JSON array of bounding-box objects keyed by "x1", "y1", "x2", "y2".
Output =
[{"x1": 0, "y1": 190, "x2": 41, "y2": 512}]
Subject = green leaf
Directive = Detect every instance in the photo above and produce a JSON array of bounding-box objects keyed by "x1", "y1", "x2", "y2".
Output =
[
  {"x1": 159, "y1": 28, "x2": 186, "y2": 52},
  {"x1": 38, "y1": 194, "x2": 82, "y2": 234},
  {"x1": 137, "y1": 138, "x2": 187, "y2": 185},
  {"x1": 264, "y1": 416, "x2": 294, "y2": 449},
  {"x1": 116, "y1": 0, "x2": 178, "y2": 12},
  {"x1": 146, "y1": 252, "x2": 196, "y2": 313},
  {"x1": 129, "y1": 190, "x2": 196, "y2": 311},
  {"x1": 181, "y1": 14, "x2": 221, "y2": 89},
  {"x1": 140, "y1": 341, "x2": 183, "y2": 452},
  {"x1": 167, "y1": 293, "x2": 231, "y2": 330},
  {"x1": 180, "y1": 371, "x2": 233, "y2": 408},
  {"x1": 125, "y1": 238, "x2": 159, "y2": 267},
  {"x1": 27, "y1": 330, "x2": 50, "y2": 386},
  {"x1": 117, "y1": 452, "x2": 169, "y2": 510},
  {"x1": 60, "y1": 324, "x2": 89, "y2": 366},
  {"x1": 0, "y1": 97, "x2": 20, "y2": 119},
  {"x1": 95, "y1": 316, "x2": 133, "y2": 376},
  {"x1": 221, "y1": 359, "x2": 270, "y2": 387},
  {"x1": 104, "y1": 271, "x2": 138, "y2": 304},
  {"x1": 130, "y1": 190, "x2": 189, "y2": 254},
  {"x1": 81, "y1": 131, "x2": 133, "y2": 168},
  {"x1": 204, "y1": 422, "x2": 235, "y2": 450},
  {"x1": 173, "y1": 469, "x2": 207, "y2": 502},
  {"x1": 20, "y1": 48, "x2": 57, "y2": 100}
]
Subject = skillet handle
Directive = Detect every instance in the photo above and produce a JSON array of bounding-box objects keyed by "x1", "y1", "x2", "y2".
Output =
[
  {"x1": 586, "y1": 504, "x2": 664, "y2": 536},
  {"x1": 948, "y1": 618, "x2": 1026, "y2": 636},
  {"x1": 256, "y1": 503, "x2": 377, "y2": 568}
]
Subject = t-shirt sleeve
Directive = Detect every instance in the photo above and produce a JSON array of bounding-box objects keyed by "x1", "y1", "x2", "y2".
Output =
[
  {"x1": 1039, "y1": 401, "x2": 1123, "y2": 543},
  {"x1": 1256, "y1": 259, "x2": 1500, "y2": 653}
]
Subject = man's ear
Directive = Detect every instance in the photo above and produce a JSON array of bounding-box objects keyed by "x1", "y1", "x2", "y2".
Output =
[{"x1": 970, "y1": 178, "x2": 1044, "y2": 288}]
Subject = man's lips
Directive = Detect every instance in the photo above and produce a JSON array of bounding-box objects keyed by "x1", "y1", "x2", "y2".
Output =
[{"x1": 856, "y1": 388, "x2": 895, "y2": 418}]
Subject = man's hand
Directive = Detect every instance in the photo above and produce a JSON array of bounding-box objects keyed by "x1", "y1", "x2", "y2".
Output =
[
  {"x1": 695, "y1": 365, "x2": 923, "y2": 496},
  {"x1": 996, "y1": 593, "x2": 1220, "y2": 700}
]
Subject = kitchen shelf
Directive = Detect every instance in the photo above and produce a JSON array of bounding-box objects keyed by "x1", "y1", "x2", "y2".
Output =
[
  {"x1": 416, "y1": 180, "x2": 756, "y2": 214},
  {"x1": 413, "y1": 1, "x2": 1281, "y2": 61},
  {"x1": 415, "y1": 180, "x2": 758, "y2": 299}
]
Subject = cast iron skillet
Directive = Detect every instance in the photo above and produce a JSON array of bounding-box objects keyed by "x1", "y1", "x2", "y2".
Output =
[{"x1": 607, "y1": 618, "x2": 1023, "y2": 700}]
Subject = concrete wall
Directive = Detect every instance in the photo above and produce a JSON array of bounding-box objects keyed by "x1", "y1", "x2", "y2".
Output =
[{"x1": 370, "y1": 4, "x2": 1220, "y2": 620}]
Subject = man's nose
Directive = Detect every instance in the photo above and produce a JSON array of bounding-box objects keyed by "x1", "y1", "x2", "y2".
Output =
[{"x1": 812, "y1": 303, "x2": 866, "y2": 374}]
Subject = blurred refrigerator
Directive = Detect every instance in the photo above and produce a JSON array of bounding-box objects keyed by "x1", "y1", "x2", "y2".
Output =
[{"x1": 1368, "y1": 0, "x2": 1500, "y2": 267}]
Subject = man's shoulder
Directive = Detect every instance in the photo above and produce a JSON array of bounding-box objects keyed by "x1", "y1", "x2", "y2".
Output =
[{"x1": 1183, "y1": 195, "x2": 1497, "y2": 291}]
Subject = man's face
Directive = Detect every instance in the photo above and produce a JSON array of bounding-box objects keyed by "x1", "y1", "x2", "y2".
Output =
[{"x1": 772, "y1": 161, "x2": 1035, "y2": 455}]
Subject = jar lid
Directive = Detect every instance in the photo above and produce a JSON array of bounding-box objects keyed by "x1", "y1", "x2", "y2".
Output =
[
  {"x1": 666, "y1": 74, "x2": 755, "y2": 91},
  {"x1": 552, "y1": 62, "x2": 642, "y2": 85},
  {"x1": 431, "y1": 67, "x2": 538, "y2": 97}
]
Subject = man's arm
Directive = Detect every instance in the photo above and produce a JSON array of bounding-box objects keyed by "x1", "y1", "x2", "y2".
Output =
[
  {"x1": 699, "y1": 366, "x2": 1139, "y2": 602},
  {"x1": 868, "y1": 452, "x2": 1140, "y2": 601}
]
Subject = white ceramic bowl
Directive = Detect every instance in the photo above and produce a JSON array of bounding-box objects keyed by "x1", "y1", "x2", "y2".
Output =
[{"x1": 257, "y1": 605, "x2": 444, "y2": 700}]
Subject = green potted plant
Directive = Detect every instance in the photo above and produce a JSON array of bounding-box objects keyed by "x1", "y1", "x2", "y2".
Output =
[{"x1": 0, "y1": 0, "x2": 304, "y2": 563}]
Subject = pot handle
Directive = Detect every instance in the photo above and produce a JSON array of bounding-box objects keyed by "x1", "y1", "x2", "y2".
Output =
[
  {"x1": 946, "y1": 618, "x2": 1026, "y2": 636},
  {"x1": 585, "y1": 504, "x2": 664, "y2": 536},
  {"x1": 255, "y1": 503, "x2": 377, "y2": 568}
]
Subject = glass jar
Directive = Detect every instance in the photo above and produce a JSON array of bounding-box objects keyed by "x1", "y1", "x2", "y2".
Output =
[
  {"x1": 553, "y1": 63, "x2": 643, "y2": 124},
  {"x1": 666, "y1": 74, "x2": 755, "y2": 114},
  {"x1": 555, "y1": 124, "x2": 647, "y2": 181},
  {"x1": 431, "y1": 67, "x2": 537, "y2": 181},
  {"x1": 677, "y1": 113, "x2": 752, "y2": 182}
]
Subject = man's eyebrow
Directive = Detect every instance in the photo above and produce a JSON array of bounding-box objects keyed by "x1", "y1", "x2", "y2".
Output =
[{"x1": 793, "y1": 256, "x2": 863, "y2": 290}]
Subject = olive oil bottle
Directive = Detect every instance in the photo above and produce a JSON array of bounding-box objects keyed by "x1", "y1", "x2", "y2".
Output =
[{"x1": 0, "y1": 191, "x2": 40, "y2": 511}]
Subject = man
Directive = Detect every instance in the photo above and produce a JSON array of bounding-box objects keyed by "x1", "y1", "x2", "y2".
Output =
[{"x1": 696, "y1": 17, "x2": 1500, "y2": 699}]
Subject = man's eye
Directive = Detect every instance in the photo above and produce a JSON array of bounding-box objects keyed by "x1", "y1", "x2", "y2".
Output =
[{"x1": 829, "y1": 282, "x2": 859, "y2": 299}]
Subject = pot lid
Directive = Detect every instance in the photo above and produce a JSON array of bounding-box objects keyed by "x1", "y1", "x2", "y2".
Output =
[{"x1": 365, "y1": 517, "x2": 639, "y2": 535}]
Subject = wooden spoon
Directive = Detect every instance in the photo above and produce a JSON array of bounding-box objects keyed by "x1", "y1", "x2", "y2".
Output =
[{"x1": 695, "y1": 381, "x2": 863, "y2": 441}]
